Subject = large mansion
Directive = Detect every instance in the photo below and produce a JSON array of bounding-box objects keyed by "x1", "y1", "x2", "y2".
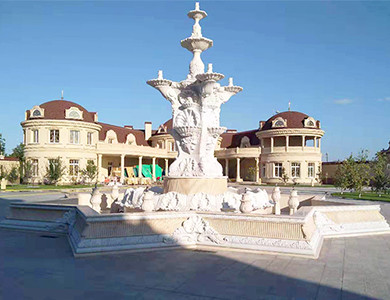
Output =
[{"x1": 22, "y1": 99, "x2": 324, "y2": 185}]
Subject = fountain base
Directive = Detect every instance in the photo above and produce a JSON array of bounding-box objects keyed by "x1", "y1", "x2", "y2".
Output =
[{"x1": 163, "y1": 176, "x2": 228, "y2": 195}]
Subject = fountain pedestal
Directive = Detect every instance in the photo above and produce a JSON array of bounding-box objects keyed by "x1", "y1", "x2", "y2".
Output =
[
  {"x1": 164, "y1": 176, "x2": 228, "y2": 195},
  {"x1": 147, "y1": 3, "x2": 242, "y2": 201}
]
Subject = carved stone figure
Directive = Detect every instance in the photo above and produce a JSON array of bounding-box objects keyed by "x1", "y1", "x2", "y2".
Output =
[
  {"x1": 272, "y1": 186, "x2": 281, "y2": 215},
  {"x1": 288, "y1": 189, "x2": 299, "y2": 215}
]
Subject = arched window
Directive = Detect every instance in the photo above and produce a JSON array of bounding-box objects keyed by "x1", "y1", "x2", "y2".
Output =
[
  {"x1": 69, "y1": 110, "x2": 81, "y2": 119},
  {"x1": 272, "y1": 117, "x2": 286, "y2": 128},
  {"x1": 32, "y1": 110, "x2": 41, "y2": 117}
]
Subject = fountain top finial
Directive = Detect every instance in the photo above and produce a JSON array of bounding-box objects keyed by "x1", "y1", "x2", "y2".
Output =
[{"x1": 195, "y1": 2, "x2": 200, "y2": 10}]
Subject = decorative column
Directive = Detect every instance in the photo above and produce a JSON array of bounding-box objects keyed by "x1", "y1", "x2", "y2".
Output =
[
  {"x1": 120, "y1": 154, "x2": 125, "y2": 183},
  {"x1": 302, "y1": 136, "x2": 305, "y2": 151},
  {"x1": 255, "y1": 157, "x2": 260, "y2": 183},
  {"x1": 270, "y1": 137, "x2": 274, "y2": 153},
  {"x1": 318, "y1": 138, "x2": 321, "y2": 149},
  {"x1": 236, "y1": 157, "x2": 241, "y2": 182},
  {"x1": 285, "y1": 136, "x2": 289, "y2": 152},
  {"x1": 138, "y1": 156, "x2": 143, "y2": 178},
  {"x1": 152, "y1": 157, "x2": 156, "y2": 182},
  {"x1": 314, "y1": 136, "x2": 317, "y2": 148},
  {"x1": 225, "y1": 158, "x2": 229, "y2": 177},
  {"x1": 164, "y1": 159, "x2": 169, "y2": 176},
  {"x1": 97, "y1": 154, "x2": 102, "y2": 182}
]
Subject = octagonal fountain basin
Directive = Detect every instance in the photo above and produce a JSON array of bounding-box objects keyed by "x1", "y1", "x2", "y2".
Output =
[{"x1": 1, "y1": 191, "x2": 389, "y2": 259}]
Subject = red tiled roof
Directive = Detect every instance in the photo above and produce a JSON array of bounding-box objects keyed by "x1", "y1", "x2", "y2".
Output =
[
  {"x1": 0, "y1": 156, "x2": 19, "y2": 161},
  {"x1": 26, "y1": 100, "x2": 97, "y2": 123},
  {"x1": 260, "y1": 111, "x2": 320, "y2": 131},
  {"x1": 220, "y1": 129, "x2": 260, "y2": 148},
  {"x1": 98, "y1": 122, "x2": 148, "y2": 146}
]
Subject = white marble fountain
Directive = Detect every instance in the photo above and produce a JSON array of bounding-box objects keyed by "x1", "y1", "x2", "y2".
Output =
[{"x1": 1, "y1": 3, "x2": 389, "y2": 258}]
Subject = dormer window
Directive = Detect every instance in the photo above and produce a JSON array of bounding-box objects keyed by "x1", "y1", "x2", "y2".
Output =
[
  {"x1": 272, "y1": 117, "x2": 287, "y2": 128},
  {"x1": 65, "y1": 107, "x2": 83, "y2": 120},
  {"x1": 304, "y1": 117, "x2": 317, "y2": 128},
  {"x1": 29, "y1": 105, "x2": 44, "y2": 119},
  {"x1": 32, "y1": 110, "x2": 41, "y2": 117}
]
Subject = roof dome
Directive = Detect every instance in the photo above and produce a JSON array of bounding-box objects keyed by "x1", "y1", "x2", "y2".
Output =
[
  {"x1": 260, "y1": 111, "x2": 320, "y2": 131},
  {"x1": 26, "y1": 100, "x2": 97, "y2": 123}
]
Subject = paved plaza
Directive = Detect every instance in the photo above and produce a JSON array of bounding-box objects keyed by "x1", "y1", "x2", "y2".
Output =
[{"x1": 1, "y1": 189, "x2": 390, "y2": 299}]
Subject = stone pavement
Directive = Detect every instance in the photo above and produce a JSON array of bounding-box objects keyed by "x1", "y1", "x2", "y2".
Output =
[{"x1": 1, "y1": 192, "x2": 390, "y2": 299}]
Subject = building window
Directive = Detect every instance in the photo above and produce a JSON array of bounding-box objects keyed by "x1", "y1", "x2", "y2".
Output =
[
  {"x1": 308, "y1": 163, "x2": 315, "y2": 178},
  {"x1": 69, "y1": 110, "x2": 81, "y2": 119},
  {"x1": 261, "y1": 164, "x2": 266, "y2": 178},
  {"x1": 108, "y1": 138, "x2": 114, "y2": 144},
  {"x1": 32, "y1": 129, "x2": 39, "y2": 143},
  {"x1": 32, "y1": 159, "x2": 38, "y2": 176},
  {"x1": 50, "y1": 130, "x2": 60, "y2": 143},
  {"x1": 70, "y1": 130, "x2": 80, "y2": 144},
  {"x1": 291, "y1": 163, "x2": 301, "y2": 178},
  {"x1": 87, "y1": 132, "x2": 93, "y2": 145},
  {"x1": 274, "y1": 163, "x2": 283, "y2": 178},
  {"x1": 32, "y1": 110, "x2": 41, "y2": 117},
  {"x1": 69, "y1": 160, "x2": 79, "y2": 176}
]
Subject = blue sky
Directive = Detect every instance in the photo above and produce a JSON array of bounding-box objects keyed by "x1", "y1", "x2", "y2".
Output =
[{"x1": 0, "y1": 1, "x2": 389, "y2": 161}]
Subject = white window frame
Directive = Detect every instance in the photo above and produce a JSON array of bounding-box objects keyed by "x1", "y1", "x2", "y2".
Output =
[
  {"x1": 308, "y1": 163, "x2": 315, "y2": 178},
  {"x1": 69, "y1": 159, "x2": 79, "y2": 176},
  {"x1": 274, "y1": 163, "x2": 283, "y2": 178},
  {"x1": 32, "y1": 129, "x2": 39, "y2": 143},
  {"x1": 70, "y1": 130, "x2": 80, "y2": 144},
  {"x1": 291, "y1": 162, "x2": 301, "y2": 178},
  {"x1": 50, "y1": 129, "x2": 60, "y2": 144},
  {"x1": 32, "y1": 159, "x2": 39, "y2": 176},
  {"x1": 87, "y1": 132, "x2": 93, "y2": 145}
]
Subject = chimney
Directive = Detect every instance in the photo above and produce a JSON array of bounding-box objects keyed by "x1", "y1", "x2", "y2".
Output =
[
  {"x1": 125, "y1": 125, "x2": 134, "y2": 129},
  {"x1": 144, "y1": 122, "x2": 152, "y2": 140}
]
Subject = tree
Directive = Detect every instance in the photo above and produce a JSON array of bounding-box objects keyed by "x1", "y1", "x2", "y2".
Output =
[
  {"x1": 23, "y1": 160, "x2": 33, "y2": 183},
  {"x1": 0, "y1": 166, "x2": 8, "y2": 180},
  {"x1": 10, "y1": 143, "x2": 25, "y2": 183},
  {"x1": 45, "y1": 157, "x2": 66, "y2": 185},
  {"x1": 10, "y1": 143, "x2": 25, "y2": 161},
  {"x1": 280, "y1": 167, "x2": 289, "y2": 185},
  {"x1": 7, "y1": 167, "x2": 19, "y2": 184},
  {"x1": 81, "y1": 160, "x2": 97, "y2": 183},
  {"x1": 371, "y1": 152, "x2": 390, "y2": 194},
  {"x1": 334, "y1": 151, "x2": 370, "y2": 197},
  {"x1": 0, "y1": 133, "x2": 5, "y2": 155}
]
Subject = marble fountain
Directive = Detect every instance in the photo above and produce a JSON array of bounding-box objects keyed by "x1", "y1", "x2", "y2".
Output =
[{"x1": 1, "y1": 3, "x2": 389, "y2": 258}]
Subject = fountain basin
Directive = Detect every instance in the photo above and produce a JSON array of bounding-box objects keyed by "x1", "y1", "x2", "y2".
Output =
[
  {"x1": 2, "y1": 200, "x2": 389, "y2": 258},
  {"x1": 164, "y1": 176, "x2": 228, "y2": 195}
]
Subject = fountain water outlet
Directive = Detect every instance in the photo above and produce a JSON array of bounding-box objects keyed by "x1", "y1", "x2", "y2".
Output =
[
  {"x1": 272, "y1": 186, "x2": 281, "y2": 215},
  {"x1": 288, "y1": 189, "x2": 299, "y2": 215}
]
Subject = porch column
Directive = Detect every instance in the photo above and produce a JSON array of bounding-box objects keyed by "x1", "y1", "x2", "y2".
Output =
[
  {"x1": 152, "y1": 157, "x2": 156, "y2": 182},
  {"x1": 270, "y1": 137, "x2": 274, "y2": 153},
  {"x1": 225, "y1": 158, "x2": 229, "y2": 177},
  {"x1": 302, "y1": 136, "x2": 306, "y2": 151},
  {"x1": 165, "y1": 158, "x2": 169, "y2": 176},
  {"x1": 236, "y1": 158, "x2": 242, "y2": 182},
  {"x1": 255, "y1": 157, "x2": 260, "y2": 183},
  {"x1": 285, "y1": 136, "x2": 289, "y2": 152},
  {"x1": 120, "y1": 154, "x2": 125, "y2": 184},
  {"x1": 97, "y1": 154, "x2": 102, "y2": 183},
  {"x1": 138, "y1": 156, "x2": 143, "y2": 178}
]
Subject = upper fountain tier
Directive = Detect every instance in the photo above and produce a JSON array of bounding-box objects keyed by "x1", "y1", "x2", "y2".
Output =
[{"x1": 180, "y1": 2, "x2": 213, "y2": 79}]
